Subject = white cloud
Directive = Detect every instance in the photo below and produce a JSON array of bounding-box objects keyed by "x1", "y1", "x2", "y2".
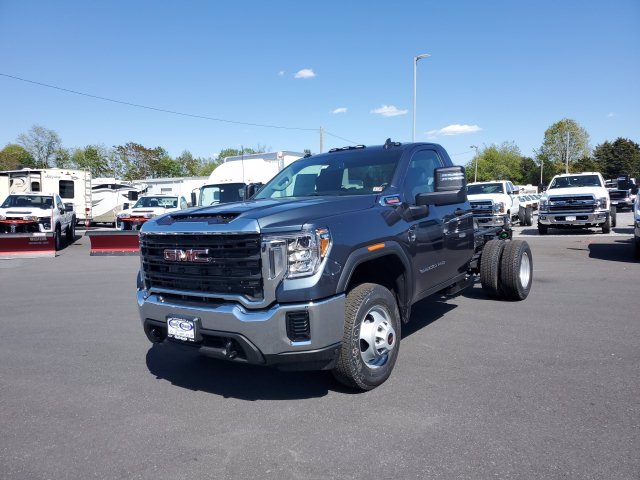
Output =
[
  {"x1": 294, "y1": 69, "x2": 316, "y2": 79},
  {"x1": 426, "y1": 124, "x2": 482, "y2": 139},
  {"x1": 331, "y1": 107, "x2": 347, "y2": 114},
  {"x1": 278, "y1": 71, "x2": 285, "y2": 76},
  {"x1": 607, "y1": 112, "x2": 616, "y2": 118},
  {"x1": 370, "y1": 105, "x2": 408, "y2": 117}
]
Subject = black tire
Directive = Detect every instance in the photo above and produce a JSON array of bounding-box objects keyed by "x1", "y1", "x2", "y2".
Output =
[
  {"x1": 635, "y1": 237, "x2": 640, "y2": 260},
  {"x1": 602, "y1": 215, "x2": 611, "y2": 234},
  {"x1": 66, "y1": 218, "x2": 76, "y2": 244},
  {"x1": 500, "y1": 240, "x2": 533, "y2": 300},
  {"x1": 610, "y1": 206, "x2": 617, "y2": 228},
  {"x1": 525, "y1": 207, "x2": 533, "y2": 226},
  {"x1": 480, "y1": 239, "x2": 506, "y2": 298},
  {"x1": 538, "y1": 221, "x2": 548, "y2": 235},
  {"x1": 333, "y1": 283, "x2": 401, "y2": 391},
  {"x1": 54, "y1": 225, "x2": 62, "y2": 251},
  {"x1": 518, "y1": 207, "x2": 525, "y2": 225}
]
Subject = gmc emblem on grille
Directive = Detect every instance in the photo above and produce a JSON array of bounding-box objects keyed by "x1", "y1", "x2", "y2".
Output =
[{"x1": 163, "y1": 248, "x2": 211, "y2": 263}]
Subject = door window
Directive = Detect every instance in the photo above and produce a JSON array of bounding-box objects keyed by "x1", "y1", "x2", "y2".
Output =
[{"x1": 404, "y1": 150, "x2": 443, "y2": 203}]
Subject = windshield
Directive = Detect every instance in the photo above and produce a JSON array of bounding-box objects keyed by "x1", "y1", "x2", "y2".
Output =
[
  {"x1": 467, "y1": 183, "x2": 504, "y2": 195},
  {"x1": 549, "y1": 175, "x2": 602, "y2": 189},
  {"x1": 253, "y1": 149, "x2": 401, "y2": 199},
  {"x1": 199, "y1": 183, "x2": 246, "y2": 206},
  {"x1": 1, "y1": 195, "x2": 53, "y2": 209},
  {"x1": 133, "y1": 196, "x2": 178, "y2": 208}
]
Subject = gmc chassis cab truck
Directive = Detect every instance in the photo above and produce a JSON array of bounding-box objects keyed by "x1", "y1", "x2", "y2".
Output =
[{"x1": 137, "y1": 140, "x2": 533, "y2": 390}]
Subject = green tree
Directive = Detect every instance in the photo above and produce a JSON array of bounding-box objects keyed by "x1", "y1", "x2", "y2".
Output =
[
  {"x1": 0, "y1": 144, "x2": 35, "y2": 170},
  {"x1": 53, "y1": 148, "x2": 73, "y2": 168},
  {"x1": 17, "y1": 125, "x2": 62, "y2": 168},
  {"x1": 176, "y1": 150, "x2": 201, "y2": 176},
  {"x1": 72, "y1": 145, "x2": 113, "y2": 177},
  {"x1": 519, "y1": 156, "x2": 539, "y2": 186},
  {"x1": 593, "y1": 138, "x2": 640, "y2": 180},
  {"x1": 114, "y1": 142, "x2": 169, "y2": 180},
  {"x1": 537, "y1": 118, "x2": 590, "y2": 175},
  {"x1": 465, "y1": 142, "x2": 523, "y2": 183}
]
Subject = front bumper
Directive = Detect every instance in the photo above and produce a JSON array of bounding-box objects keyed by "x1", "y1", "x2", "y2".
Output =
[
  {"x1": 137, "y1": 289, "x2": 345, "y2": 370},
  {"x1": 611, "y1": 200, "x2": 632, "y2": 209},
  {"x1": 538, "y1": 210, "x2": 609, "y2": 226},
  {"x1": 0, "y1": 219, "x2": 49, "y2": 234},
  {"x1": 473, "y1": 214, "x2": 509, "y2": 228}
]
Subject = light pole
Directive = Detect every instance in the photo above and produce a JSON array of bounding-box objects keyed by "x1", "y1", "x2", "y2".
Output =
[
  {"x1": 413, "y1": 53, "x2": 431, "y2": 142},
  {"x1": 470, "y1": 145, "x2": 479, "y2": 182}
]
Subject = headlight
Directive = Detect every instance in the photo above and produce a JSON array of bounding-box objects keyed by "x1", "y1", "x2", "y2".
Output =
[
  {"x1": 143, "y1": 213, "x2": 156, "y2": 219},
  {"x1": 117, "y1": 213, "x2": 127, "y2": 218},
  {"x1": 539, "y1": 198, "x2": 548, "y2": 210},
  {"x1": 264, "y1": 228, "x2": 332, "y2": 279},
  {"x1": 492, "y1": 202, "x2": 505, "y2": 214},
  {"x1": 596, "y1": 197, "x2": 608, "y2": 210}
]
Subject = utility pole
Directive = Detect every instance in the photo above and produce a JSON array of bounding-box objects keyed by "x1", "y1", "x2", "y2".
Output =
[
  {"x1": 319, "y1": 126, "x2": 324, "y2": 153},
  {"x1": 565, "y1": 131, "x2": 570, "y2": 174},
  {"x1": 470, "y1": 145, "x2": 479, "y2": 182}
]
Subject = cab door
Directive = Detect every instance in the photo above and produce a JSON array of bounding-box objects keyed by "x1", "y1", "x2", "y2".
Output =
[{"x1": 402, "y1": 149, "x2": 474, "y2": 299}]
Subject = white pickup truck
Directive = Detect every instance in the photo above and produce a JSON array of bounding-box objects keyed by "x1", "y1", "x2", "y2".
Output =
[
  {"x1": 467, "y1": 180, "x2": 532, "y2": 228},
  {"x1": 0, "y1": 192, "x2": 76, "y2": 250},
  {"x1": 117, "y1": 194, "x2": 189, "y2": 230},
  {"x1": 537, "y1": 172, "x2": 615, "y2": 234}
]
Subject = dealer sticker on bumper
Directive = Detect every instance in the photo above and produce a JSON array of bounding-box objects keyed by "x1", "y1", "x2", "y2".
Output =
[{"x1": 167, "y1": 317, "x2": 196, "y2": 342}]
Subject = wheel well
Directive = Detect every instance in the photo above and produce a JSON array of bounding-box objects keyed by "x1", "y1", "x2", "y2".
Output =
[{"x1": 346, "y1": 254, "x2": 409, "y2": 322}]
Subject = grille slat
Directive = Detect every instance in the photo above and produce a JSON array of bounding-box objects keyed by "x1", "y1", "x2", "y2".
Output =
[{"x1": 140, "y1": 233, "x2": 263, "y2": 299}]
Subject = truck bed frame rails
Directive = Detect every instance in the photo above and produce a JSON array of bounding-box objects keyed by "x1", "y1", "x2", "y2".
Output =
[
  {"x1": 84, "y1": 230, "x2": 140, "y2": 256},
  {"x1": 0, "y1": 232, "x2": 56, "y2": 258}
]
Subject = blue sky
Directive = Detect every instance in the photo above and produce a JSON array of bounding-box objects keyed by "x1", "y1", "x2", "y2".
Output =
[{"x1": 1, "y1": 0, "x2": 638, "y2": 166}]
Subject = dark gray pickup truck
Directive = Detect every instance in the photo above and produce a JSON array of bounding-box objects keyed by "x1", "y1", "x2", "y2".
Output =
[{"x1": 136, "y1": 139, "x2": 533, "y2": 390}]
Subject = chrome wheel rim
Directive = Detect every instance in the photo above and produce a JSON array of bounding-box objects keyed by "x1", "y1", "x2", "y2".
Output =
[
  {"x1": 519, "y1": 251, "x2": 531, "y2": 287},
  {"x1": 359, "y1": 305, "x2": 396, "y2": 368}
]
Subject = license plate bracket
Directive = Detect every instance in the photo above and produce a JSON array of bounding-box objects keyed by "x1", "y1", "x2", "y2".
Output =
[
  {"x1": 166, "y1": 315, "x2": 201, "y2": 343},
  {"x1": 565, "y1": 216, "x2": 576, "y2": 221}
]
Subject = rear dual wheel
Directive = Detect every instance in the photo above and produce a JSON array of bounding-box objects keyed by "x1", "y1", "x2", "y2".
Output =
[{"x1": 480, "y1": 239, "x2": 533, "y2": 301}]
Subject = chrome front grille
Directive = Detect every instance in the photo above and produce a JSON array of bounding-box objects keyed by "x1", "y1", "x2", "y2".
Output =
[
  {"x1": 470, "y1": 200, "x2": 493, "y2": 215},
  {"x1": 548, "y1": 195, "x2": 596, "y2": 213}
]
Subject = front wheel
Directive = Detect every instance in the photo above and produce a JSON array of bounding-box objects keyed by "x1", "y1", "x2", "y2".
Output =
[
  {"x1": 525, "y1": 207, "x2": 533, "y2": 226},
  {"x1": 538, "y1": 222, "x2": 548, "y2": 235},
  {"x1": 333, "y1": 283, "x2": 401, "y2": 391},
  {"x1": 54, "y1": 225, "x2": 62, "y2": 251},
  {"x1": 610, "y1": 206, "x2": 617, "y2": 228},
  {"x1": 602, "y1": 215, "x2": 611, "y2": 234}
]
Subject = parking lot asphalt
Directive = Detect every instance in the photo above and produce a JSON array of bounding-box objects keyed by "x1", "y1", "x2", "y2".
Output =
[{"x1": 1, "y1": 212, "x2": 639, "y2": 480}]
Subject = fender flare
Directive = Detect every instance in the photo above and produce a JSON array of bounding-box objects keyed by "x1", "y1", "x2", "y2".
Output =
[{"x1": 336, "y1": 241, "x2": 414, "y2": 318}]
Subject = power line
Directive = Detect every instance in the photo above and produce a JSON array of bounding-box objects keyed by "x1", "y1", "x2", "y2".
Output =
[
  {"x1": 323, "y1": 129, "x2": 359, "y2": 145},
  {"x1": 0, "y1": 72, "x2": 318, "y2": 132}
]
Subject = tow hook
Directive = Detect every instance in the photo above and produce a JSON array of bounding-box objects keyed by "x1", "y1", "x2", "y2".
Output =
[{"x1": 224, "y1": 340, "x2": 238, "y2": 360}]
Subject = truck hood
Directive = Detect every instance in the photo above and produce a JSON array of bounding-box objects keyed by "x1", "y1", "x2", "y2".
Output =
[
  {"x1": 151, "y1": 195, "x2": 377, "y2": 232},
  {"x1": 467, "y1": 193, "x2": 505, "y2": 202},
  {"x1": 120, "y1": 207, "x2": 178, "y2": 217},
  {"x1": 544, "y1": 187, "x2": 606, "y2": 198},
  {"x1": 0, "y1": 207, "x2": 50, "y2": 217}
]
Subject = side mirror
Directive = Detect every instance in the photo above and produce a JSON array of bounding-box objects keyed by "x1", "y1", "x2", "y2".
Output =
[
  {"x1": 512, "y1": 187, "x2": 520, "y2": 195},
  {"x1": 416, "y1": 166, "x2": 467, "y2": 206},
  {"x1": 191, "y1": 191, "x2": 197, "y2": 207},
  {"x1": 123, "y1": 203, "x2": 129, "y2": 210},
  {"x1": 127, "y1": 191, "x2": 138, "y2": 201},
  {"x1": 245, "y1": 183, "x2": 263, "y2": 199},
  {"x1": 64, "y1": 203, "x2": 74, "y2": 212}
]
